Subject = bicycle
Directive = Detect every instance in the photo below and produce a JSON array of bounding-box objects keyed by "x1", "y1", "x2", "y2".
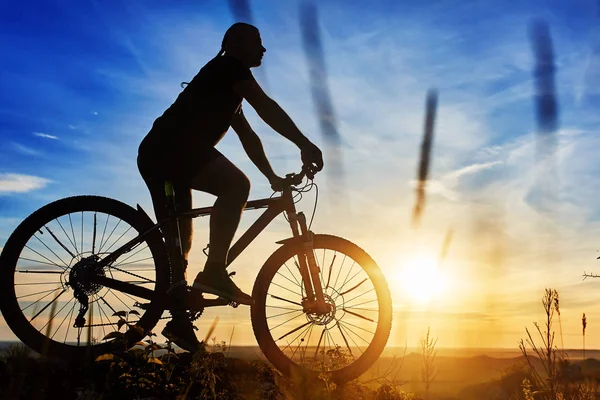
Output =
[{"x1": 0, "y1": 169, "x2": 392, "y2": 382}]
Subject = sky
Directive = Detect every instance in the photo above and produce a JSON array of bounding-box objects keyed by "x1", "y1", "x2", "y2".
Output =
[{"x1": 2, "y1": 0, "x2": 600, "y2": 352}]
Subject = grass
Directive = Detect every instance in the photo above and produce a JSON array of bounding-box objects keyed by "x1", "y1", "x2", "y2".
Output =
[{"x1": 4, "y1": 291, "x2": 600, "y2": 399}]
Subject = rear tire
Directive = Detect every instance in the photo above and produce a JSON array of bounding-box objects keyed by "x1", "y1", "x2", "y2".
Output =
[
  {"x1": 0, "y1": 196, "x2": 170, "y2": 361},
  {"x1": 251, "y1": 234, "x2": 392, "y2": 382}
]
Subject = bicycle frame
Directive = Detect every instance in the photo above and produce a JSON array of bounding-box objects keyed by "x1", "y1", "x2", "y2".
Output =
[{"x1": 88, "y1": 185, "x2": 328, "y2": 312}]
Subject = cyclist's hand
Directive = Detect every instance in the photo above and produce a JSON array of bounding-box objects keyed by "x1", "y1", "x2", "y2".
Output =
[
  {"x1": 268, "y1": 175, "x2": 286, "y2": 192},
  {"x1": 300, "y1": 142, "x2": 323, "y2": 179}
]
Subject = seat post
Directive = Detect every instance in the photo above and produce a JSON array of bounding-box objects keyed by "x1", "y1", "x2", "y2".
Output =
[{"x1": 164, "y1": 181, "x2": 187, "y2": 293}]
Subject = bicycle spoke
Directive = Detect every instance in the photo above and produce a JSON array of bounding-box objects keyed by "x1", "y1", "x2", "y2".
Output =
[
  {"x1": 52, "y1": 299, "x2": 77, "y2": 340},
  {"x1": 94, "y1": 295, "x2": 108, "y2": 340},
  {"x1": 55, "y1": 217, "x2": 78, "y2": 258},
  {"x1": 98, "y1": 219, "x2": 122, "y2": 254},
  {"x1": 107, "y1": 289, "x2": 134, "y2": 312},
  {"x1": 336, "y1": 260, "x2": 357, "y2": 294},
  {"x1": 16, "y1": 282, "x2": 61, "y2": 286},
  {"x1": 17, "y1": 270, "x2": 62, "y2": 274},
  {"x1": 276, "y1": 270, "x2": 302, "y2": 289},
  {"x1": 44, "y1": 225, "x2": 76, "y2": 259},
  {"x1": 343, "y1": 305, "x2": 378, "y2": 312},
  {"x1": 344, "y1": 298, "x2": 378, "y2": 309},
  {"x1": 267, "y1": 309, "x2": 303, "y2": 319},
  {"x1": 63, "y1": 301, "x2": 76, "y2": 343},
  {"x1": 338, "y1": 278, "x2": 368, "y2": 297},
  {"x1": 338, "y1": 319, "x2": 375, "y2": 336},
  {"x1": 272, "y1": 311, "x2": 306, "y2": 333},
  {"x1": 325, "y1": 252, "x2": 335, "y2": 289},
  {"x1": 80, "y1": 212, "x2": 84, "y2": 255},
  {"x1": 342, "y1": 308, "x2": 375, "y2": 323},
  {"x1": 68, "y1": 214, "x2": 78, "y2": 261},
  {"x1": 282, "y1": 262, "x2": 302, "y2": 287},
  {"x1": 337, "y1": 321, "x2": 353, "y2": 356},
  {"x1": 118, "y1": 287, "x2": 144, "y2": 304},
  {"x1": 17, "y1": 287, "x2": 62, "y2": 300},
  {"x1": 112, "y1": 256, "x2": 154, "y2": 268},
  {"x1": 300, "y1": 323, "x2": 315, "y2": 362},
  {"x1": 98, "y1": 294, "x2": 117, "y2": 315},
  {"x1": 25, "y1": 244, "x2": 67, "y2": 271},
  {"x1": 346, "y1": 288, "x2": 375, "y2": 303},
  {"x1": 284, "y1": 322, "x2": 314, "y2": 357},
  {"x1": 96, "y1": 298, "x2": 118, "y2": 331},
  {"x1": 33, "y1": 234, "x2": 69, "y2": 269},
  {"x1": 277, "y1": 320, "x2": 312, "y2": 342},
  {"x1": 314, "y1": 328, "x2": 325, "y2": 358},
  {"x1": 344, "y1": 288, "x2": 375, "y2": 306},
  {"x1": 339, "y1": 322, "x2": 364, "y2": 355},
  {"x1": 269, "y1": 294, "x2": 303, "y2": 307},
  {"x1": 102, "y1": 224, "x2": 131, "y2": 254},
  {"x1": 98, "y1": 214, "x2": 111, "y2": 253},
  {"x1": 336, "y1": 269, "x2": 365, "y2": 298},
  {"x1": 21, "y1": 287, "x2": 62, "y2": 312},
  {"x1": 30, "y1": 288, "x2": 67, "y2": 322},
  {"x1": 332, "y1": 254, "x2": 346, "y2": 290},
  {"x1": 92, "y1": 212, "x2": 97, "y2": 254},
  {"x1": 326, "y1": 327, "x2": 339, "y2": 356},
  {"x1": 113, "y1": 244, "x2": 149, "y2": 266},
  {"x1": 270, "y1": 280, "x2": 301, "y2": 297},
  {"x1": 266, "y1": 305, "x2": 302, "y2": 312},
  {"x1": 39, "y1": 294, "x2": 72, "y2": 334},
  {"x1": 18, "y1": 256, "x2": 64, "y2": 269}
]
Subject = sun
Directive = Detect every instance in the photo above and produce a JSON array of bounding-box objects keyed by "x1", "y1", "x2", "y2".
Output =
[{"x1": 395, "y1": 255, "x2": 449, "y2": 304}]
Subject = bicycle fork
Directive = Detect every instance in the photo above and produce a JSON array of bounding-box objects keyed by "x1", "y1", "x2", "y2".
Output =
[{"x1": 285, "y1": 198, "x2": 330, "y2": 315}]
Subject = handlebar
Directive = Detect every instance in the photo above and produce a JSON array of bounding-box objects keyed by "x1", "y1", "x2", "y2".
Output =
[{"x1": 283, "y1": 169, "x2": 307, "y2": 188}]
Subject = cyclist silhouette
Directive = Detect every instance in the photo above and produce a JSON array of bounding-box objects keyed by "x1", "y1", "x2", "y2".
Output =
[{"x1": 137, "y1": 22, "x2": 323, "y2": 350}]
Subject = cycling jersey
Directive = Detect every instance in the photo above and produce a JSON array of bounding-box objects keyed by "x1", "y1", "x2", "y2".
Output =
[{"x1": 138, "y1": 55, "x2": 252, "y2": 182}]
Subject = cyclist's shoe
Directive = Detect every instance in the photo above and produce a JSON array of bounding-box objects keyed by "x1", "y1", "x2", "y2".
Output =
[
  {"x1": 192, "y1": 268, "x2": 254, "y2": 305},
  {"x1": 161, "y1": 317, "x2": 201, "y2": 353}
]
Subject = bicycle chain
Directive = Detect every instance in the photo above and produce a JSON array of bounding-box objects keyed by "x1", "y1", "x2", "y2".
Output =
[{"x1": 107, "y1": 264, "x2": 155, "y2": 283}]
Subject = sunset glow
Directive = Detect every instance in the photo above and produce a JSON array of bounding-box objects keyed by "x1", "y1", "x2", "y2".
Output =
[{"x1": 396, "y1": 255, "x2": 449, "y2": 304}]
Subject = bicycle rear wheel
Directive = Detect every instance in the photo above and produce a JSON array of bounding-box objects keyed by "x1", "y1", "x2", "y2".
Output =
[
  {"x1": 0, "y1": 196, "x2": 170, "y2": 360},
  {"x1": 251, "y1": 234, "x2": 392, "y2": 382}
]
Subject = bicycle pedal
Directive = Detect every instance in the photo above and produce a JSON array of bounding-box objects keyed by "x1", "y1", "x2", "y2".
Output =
[{"x1": 229, "y1": 301, "x2": 239, "y2": 308}]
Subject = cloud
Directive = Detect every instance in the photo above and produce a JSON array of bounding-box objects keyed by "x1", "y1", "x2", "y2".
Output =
[
  {"x1": 410, "y1": 161, "x2": 503, "y2": 202},
  {"x1": 0, "y1": 173, "x2": 52, "y2": 194},
  {"x1": 33, "y1": 132, "x2": 59, "y2": 140},
  {"x1": 11, "y1": 142, "x2": 42, "y2": 156}
]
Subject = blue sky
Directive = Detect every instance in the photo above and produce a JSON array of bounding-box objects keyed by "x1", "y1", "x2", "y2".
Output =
[{"x1": 2, "y1": 0, "x2": 600, "y2": 348}]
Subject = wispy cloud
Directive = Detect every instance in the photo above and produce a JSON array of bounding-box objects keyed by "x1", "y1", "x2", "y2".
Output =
[
  {"x1": 11, "y1": 142, "x2": 42, "y2": 156},
  {"x1": 0, "y1": 173, "x2": 51, "y2": 194},
  {"x1": 33, "y1": 132, "x2": 59, "y2": 140}
]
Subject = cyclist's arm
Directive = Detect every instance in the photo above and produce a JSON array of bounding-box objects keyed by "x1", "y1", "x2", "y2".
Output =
[
  {"x1": 231, "y1": 111, "x2": 277, "y2": 181},
  {"x1": 233, "y1": 77, "x2": 312, "y2": 149}
]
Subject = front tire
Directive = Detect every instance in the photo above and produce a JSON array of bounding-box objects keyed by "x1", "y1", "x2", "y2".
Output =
[{"x1": 251, "y1": 234, "x2": 392, "y2": 382}]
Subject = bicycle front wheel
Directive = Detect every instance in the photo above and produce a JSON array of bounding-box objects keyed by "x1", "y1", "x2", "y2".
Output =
[
  {"x1": 0, "y1": 196, "x2": 170, "y2": 360},
  {"x1": 251, "y1": 234, "x2": 392, "y2": 382}
]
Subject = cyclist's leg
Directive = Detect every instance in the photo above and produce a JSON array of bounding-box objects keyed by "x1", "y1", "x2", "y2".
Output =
[
  {"x1": 138, "y1": 160, "x2": 193, "y2": 282},
  {"x1": 188, "y1": 154, "x2": 250, "y2": 268},
  {"x1": 138, "y1": 154, "x2": 200, "y2": 350},
  {"x1": 187, "y1": 151, "x2": 253, "y2": 304}
]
